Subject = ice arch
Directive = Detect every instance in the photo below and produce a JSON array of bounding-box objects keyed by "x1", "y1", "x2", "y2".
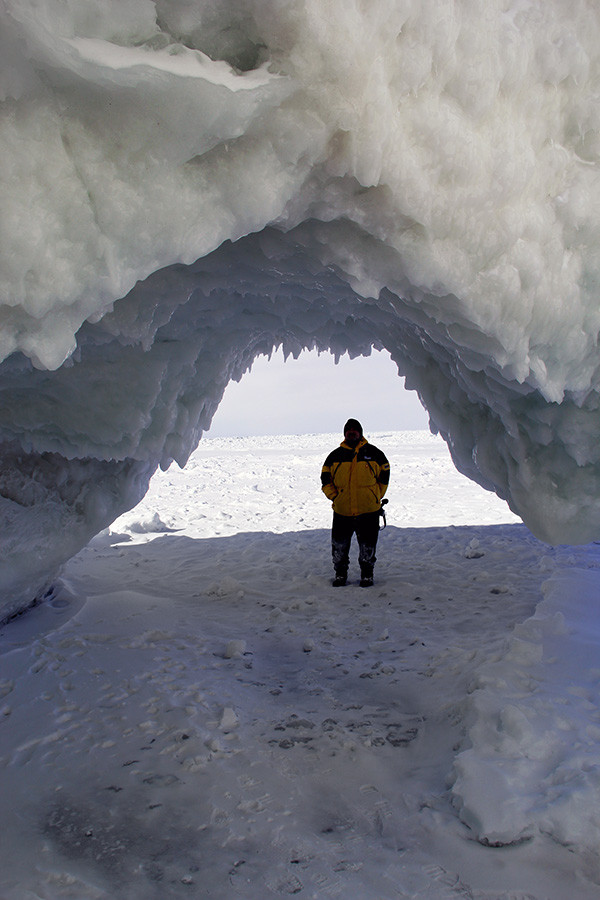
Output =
[
  {"x1": 3, "y1": 0, "x2": 600, "y2": 616},
  {"x1": 0, "y1": 225, "x2": 598, "y2": 618}
]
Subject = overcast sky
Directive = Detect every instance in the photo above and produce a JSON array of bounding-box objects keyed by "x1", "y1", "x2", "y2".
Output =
[{"x1": 207, "y1": 348, "x2": 430, "y2": 437}]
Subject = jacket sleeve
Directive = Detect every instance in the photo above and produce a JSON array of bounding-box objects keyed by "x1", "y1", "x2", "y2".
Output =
[
  {"x1": 321, "y1": 460, "x2": 338, "y2": 501},
  {"x1": 375, "y1": 452, "x2": 390, "y2": 500}
]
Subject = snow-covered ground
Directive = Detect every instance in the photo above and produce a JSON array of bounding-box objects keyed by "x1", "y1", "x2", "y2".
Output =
[{"x1": 1, "y1": 431, "x2": 599, "y2": 899}]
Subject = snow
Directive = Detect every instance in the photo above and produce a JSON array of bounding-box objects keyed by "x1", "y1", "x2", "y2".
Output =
[
  {"x1": 1, "y1": 430, "x2": 600, "y2": 899},
  {"x1": 4, "y1": 1, "x2": 600, "y2": 612}
]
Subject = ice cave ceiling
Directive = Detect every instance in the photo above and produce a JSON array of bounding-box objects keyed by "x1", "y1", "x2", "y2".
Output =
[{"x1": 2, "y1": 0, "x2": 600, "y2": 616}]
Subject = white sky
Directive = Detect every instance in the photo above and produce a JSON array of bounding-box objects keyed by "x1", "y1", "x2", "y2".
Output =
[{"x1": 207, "y1": 348, "x2": 430, "y2": 437}]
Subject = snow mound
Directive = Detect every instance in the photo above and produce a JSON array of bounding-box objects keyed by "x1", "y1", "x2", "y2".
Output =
[
  {"x1": 126, "y1": 512, "x2": 176, "y2": 534},
  {"x1": 452, "y1": 568, "x2": 600, "y2": 857}
]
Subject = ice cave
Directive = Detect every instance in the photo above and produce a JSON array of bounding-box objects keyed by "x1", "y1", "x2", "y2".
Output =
[{"x1": 3, "y1": 0, "x2": 600, "y2": 619}]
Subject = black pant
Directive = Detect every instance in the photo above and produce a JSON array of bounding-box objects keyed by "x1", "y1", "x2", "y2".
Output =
[{"x1": 331, "y1": 511, "x2": 380, "y2": 577}]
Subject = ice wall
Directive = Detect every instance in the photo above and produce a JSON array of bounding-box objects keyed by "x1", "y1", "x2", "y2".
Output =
[{"x1": 2, "y1": 0, "x2": 600, "y2": 615}]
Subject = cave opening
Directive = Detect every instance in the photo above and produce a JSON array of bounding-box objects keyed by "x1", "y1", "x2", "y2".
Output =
[{"x1": 207, "y1": 347, "x2": 429, "y2": 438}]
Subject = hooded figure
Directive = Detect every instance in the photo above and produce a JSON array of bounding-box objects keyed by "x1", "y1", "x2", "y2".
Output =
[
  {"x1": 320, "y1": 419, "x2": 390, "y2": 586},
  {"x1": 342, "y1": 418, "x2": 363, "y2": 445}
]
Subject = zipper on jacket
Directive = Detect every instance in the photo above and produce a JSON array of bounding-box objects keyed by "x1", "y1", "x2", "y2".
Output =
[{"x1": 349, "y1": 446, "x2": 359, "y2": 516}]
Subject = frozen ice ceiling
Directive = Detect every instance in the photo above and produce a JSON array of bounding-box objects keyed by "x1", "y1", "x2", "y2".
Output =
[{"x1": 2, "y1": 0, "x2": 600, "y2": 616}]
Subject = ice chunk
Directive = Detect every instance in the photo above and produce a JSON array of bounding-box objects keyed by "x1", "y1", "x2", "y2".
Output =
[
  {"x1": 219, "y1": 707, "x2": 239, "y2": 732},
  {"x1": 224, "y1": 640, "x2": 247, "y2": 659}
]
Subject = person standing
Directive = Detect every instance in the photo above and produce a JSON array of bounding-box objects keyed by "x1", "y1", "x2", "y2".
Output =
[{"x1": 320, "y1": 419, "x2": 390, "y2": 587}]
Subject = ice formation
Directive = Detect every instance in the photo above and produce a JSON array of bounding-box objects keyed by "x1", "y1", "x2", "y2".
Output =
[{"x1": 2, "y1": 0, "x2": 600, "y2": 615}]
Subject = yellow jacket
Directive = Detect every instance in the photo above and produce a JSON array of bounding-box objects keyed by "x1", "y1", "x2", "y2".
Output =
[{"x1": 321, "y1": 438, "x2": 390, "y2": 516}]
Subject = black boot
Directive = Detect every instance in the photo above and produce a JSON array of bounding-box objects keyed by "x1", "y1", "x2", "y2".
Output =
[
  {"x1": 332, "y1": 572, "x2": 347, "y2": 587},
  {"x1": 359, "y1": 570, "x2": 373, "y2": 587}
]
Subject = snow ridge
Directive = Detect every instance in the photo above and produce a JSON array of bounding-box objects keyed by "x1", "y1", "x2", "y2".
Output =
[{"x1": 452, "y1": 567, "x2": 600, "y2": 863}]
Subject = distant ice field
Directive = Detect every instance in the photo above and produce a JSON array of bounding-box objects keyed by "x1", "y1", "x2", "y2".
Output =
[{"x1": 114, "y1": 430, "x2": 521, "y2": 540}]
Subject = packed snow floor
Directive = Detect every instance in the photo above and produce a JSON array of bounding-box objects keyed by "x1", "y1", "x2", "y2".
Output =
[{"x1": 1, "y1": 431, "x2": 600, "y2": 900}]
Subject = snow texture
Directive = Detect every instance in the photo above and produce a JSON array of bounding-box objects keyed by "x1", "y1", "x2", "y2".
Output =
[
  {"x1": 3, "y1": 1, "x2": 600, "y2": 612},
  {"x1": 1, "y1": 431, "x2": 599, "y2": 899}
]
